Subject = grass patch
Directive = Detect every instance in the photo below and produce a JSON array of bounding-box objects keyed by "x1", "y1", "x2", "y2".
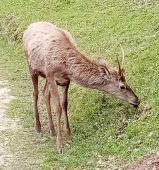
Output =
[{"x1": 0, "y1": 0, "x2": 159, "y2": 169}]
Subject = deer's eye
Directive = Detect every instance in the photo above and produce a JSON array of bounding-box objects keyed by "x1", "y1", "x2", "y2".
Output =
[{"x1": 120, "y1": 85, "x2": 126, "y2": 90}]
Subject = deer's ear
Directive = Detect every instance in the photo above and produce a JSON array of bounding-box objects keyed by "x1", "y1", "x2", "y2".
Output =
[{"x1": 99, "y1": 66, "x2": 110, "y2": 79}]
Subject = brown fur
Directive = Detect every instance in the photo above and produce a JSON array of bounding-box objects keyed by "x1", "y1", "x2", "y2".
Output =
[{"x1": 23, "y1": 22, "x2": 139, "y2": 153}]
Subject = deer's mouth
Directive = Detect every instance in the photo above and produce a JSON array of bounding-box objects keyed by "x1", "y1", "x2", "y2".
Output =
[{"x1": 129, "y1": 100, "x2": 140, "y2": 108}]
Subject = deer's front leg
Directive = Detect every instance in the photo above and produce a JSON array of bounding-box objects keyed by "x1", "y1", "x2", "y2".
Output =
[
  {"x1": 48, "y1": 76, "x2": 63, "y2": 153},
  {"x1": 60, "y1": 83, "x2": 72, "y2": 144}
]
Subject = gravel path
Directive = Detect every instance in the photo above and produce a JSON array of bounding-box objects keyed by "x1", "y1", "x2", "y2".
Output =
[{"x1": 0, "y1": 80, "x2": 17, "y2": 169}]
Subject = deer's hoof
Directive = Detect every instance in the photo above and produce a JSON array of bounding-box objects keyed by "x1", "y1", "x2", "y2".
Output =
[
  {"x1": 66, "y1": 138, "x2": 72, "y2": 145},
  {"x1": 36, "y1": 132, "x2": 43, "y2": 138},
  {"x1": 66, "y1": 142, "x2": 71, "y2": 148},
  {"x1": 57, "y1": 147, "x2": 64, "y2": 154},
  {"x1": 50, "y1": 135, "x2": 56, "y2": 140}
]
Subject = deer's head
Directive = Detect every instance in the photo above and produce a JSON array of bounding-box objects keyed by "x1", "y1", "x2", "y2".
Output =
[{"x1": 97, "y1": 48, "x2": 140, "y2": 107}]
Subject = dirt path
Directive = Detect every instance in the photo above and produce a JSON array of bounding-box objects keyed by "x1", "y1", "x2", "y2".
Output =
[
  {"x1": 124, "y1": 152, "x2": 159, "y2": 170},
  {"x1": 0, "y1": 80, "x2": 17, "y2": 169}
]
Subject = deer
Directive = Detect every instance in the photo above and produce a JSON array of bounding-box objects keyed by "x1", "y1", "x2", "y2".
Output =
[{"x1": 23, "y1": 22, "x2": 140, "y2": 153}]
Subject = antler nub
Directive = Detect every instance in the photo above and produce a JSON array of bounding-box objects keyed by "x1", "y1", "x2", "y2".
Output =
[
  {"x1": 116, "y1": 47, "x2": 125, "y2": 76},
  {"x1": 116, "y1": 55, "x2": 121, "y2": 73},
  {"x1": 121, "y1": 47, "x2": 125, "y2": 70}
]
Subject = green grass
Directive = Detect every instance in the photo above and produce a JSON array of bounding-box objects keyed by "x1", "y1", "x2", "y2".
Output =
[{"x1": 0, "y1": 0, "x2": 159, "y2": 169}]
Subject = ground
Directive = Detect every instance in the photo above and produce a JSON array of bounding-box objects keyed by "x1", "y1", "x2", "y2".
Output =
[
  {"x1": 0, "y1": 82, "x2": 158, "y2": 170},
  {"x1": 125, "y1": 152, "x2": 159, "y2": 170},
  {"x1": 0, "y1": 80, "x2": 17, "y2": 169},
  {"x1": 1, "y1": 0, "x2": 159, "y2": 169}
]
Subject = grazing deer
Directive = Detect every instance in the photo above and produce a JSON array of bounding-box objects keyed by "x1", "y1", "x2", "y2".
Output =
[{"x1": 23, "y1": 22, "x2": 140, "y2": 153}]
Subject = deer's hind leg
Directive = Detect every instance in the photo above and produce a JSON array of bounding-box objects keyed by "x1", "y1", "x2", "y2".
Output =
[
  {"x1": 47, "y1": 76, "x2": 63, "y2": 153},
  {"x1": 43, "y1": 81, "x2": 56, "y2": 138},
  {"x1": 31, "y1": 73, "x2": 42, "y2": 135}
]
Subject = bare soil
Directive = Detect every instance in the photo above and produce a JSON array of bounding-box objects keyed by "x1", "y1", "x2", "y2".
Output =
[
  {"x1": 0, "y1": 80, "x2": 17, "y2": 169},
  {"x1": 124, "y1": 152, "x2": 159, "y2": 170},
  {"x1": 94, "y1": 152, "x2": 159, "y2": 170}
]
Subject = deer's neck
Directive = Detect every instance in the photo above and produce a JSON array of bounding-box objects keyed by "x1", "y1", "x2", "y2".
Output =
[{"x1": 67, "y1": 50, "x2": 103, "y2": 88}]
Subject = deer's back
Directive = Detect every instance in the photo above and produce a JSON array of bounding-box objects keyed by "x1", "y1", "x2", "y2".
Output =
[{"x1": 23, "y1": 22, "x2": 77, "y2": 75}]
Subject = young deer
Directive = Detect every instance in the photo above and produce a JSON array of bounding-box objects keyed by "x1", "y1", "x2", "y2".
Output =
[{"x1": 23, "y1": 22, "x2": 140, "y2": 153}]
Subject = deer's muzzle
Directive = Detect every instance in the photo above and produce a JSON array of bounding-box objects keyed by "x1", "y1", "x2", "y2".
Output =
[{"x1": 130, "y1": 99, "x2": 140, "y2": 108}]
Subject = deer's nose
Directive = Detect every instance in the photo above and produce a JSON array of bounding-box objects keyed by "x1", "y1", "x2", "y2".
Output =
[
  {"x1": 132, "y1": 99, "x2": 140, "y2": 108},
  {"x1": 129, "y1": 98, "x2": 140, "y2": 108}
]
